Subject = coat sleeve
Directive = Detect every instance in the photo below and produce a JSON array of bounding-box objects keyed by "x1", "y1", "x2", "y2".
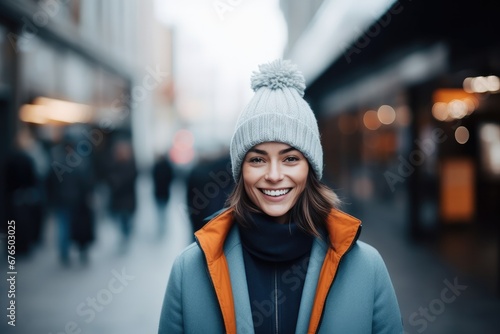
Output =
[
  {"x1": 372, "y1": 251, "x2": 404, "y2": 334},
  {"x1": 158, "y1": 255, "x2": 184, "y2": 333}
]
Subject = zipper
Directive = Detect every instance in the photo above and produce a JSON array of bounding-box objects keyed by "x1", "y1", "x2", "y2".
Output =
[{"x1": 274, "y1": 267, "x2": 279, "y2": 334}]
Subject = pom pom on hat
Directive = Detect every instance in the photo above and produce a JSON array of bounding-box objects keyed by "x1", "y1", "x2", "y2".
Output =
[
  {"x1": 250, "y1": 59, "x2": 306, "y2": 96},
  {"x1": 230, "y1": 59, "x2": 323, "y2": 181}
]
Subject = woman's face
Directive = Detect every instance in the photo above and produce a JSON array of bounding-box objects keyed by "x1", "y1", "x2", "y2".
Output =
[{"x1": 242, "y1": 142, "x2": 309, "y2": 224}]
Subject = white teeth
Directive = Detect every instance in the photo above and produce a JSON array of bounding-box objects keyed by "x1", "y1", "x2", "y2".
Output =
[{"x1": 262, "y1": 189, "x2": 290, "y2": 197}]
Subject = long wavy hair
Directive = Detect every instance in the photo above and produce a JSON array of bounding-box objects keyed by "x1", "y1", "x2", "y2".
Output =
[{"x1": 225, "y1": 164, "x2": 340, "y2": 239}]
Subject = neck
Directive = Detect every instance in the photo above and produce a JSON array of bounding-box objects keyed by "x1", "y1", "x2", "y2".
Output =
[
  {"x1": 239, "y1": 212, "x2": 314, "y2": 262},
  {"x1": 274, "y1": 213, "x2": 290, "y2": 225}
]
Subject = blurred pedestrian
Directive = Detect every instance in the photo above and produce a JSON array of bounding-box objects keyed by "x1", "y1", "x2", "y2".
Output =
[
  {"x1": 186, "y1": 151, "x2": 233, "y2": 237},
  {"x1": 152, "y1": 153, "x2": 174, "y2": 236},
  {"x1": 159, "y1": 60, "x2": 402, "y2": 333},
  {"x1": 4, "y1": 129, "x2": 45, "y2": 256},
  {"x1": 107, "y1": 139, "x2": 138, "y2": 252},
  {"x1": 47, "y1": 127, "x2": 95, "y2": 266}
]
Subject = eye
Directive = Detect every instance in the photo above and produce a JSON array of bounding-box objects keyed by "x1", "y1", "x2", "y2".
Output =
[
  {"x1": 284, "y1": 156, "x2": 299, "y2": 162},
  {"x1": 249, "y1": 157, "x2": 265, "y2": 163}
]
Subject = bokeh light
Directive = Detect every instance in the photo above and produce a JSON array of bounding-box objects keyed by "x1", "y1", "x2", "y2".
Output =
[
  {"x1": 455, "y1": 126, "x2": 470, "y2": 144},
  {"x1": 363, "y1": 110, "x2": 381, "y2": 130},
  {"x1": 377, "y1": 105, "x2": 396, "y2": 125}
]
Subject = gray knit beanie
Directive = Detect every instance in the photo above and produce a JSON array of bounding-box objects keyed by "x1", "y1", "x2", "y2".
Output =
[{"x1": 230, "y1": 59, "x2": 323, "y2": 181}]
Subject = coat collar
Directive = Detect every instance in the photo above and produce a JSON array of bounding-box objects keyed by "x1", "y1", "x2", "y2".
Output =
[
  {"x1": 194, "y1": 209, "x2": 237, "y2": 333},
  {"x1": 306, "y1": 209, "x2": 362, "y2": 333},
  {"x1": 194, "y1": 208, "x2": 361, "y2": 334}
]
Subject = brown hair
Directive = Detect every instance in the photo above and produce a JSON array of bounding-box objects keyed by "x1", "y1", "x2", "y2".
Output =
[{"x1": 225, "y1": 165, "x2": 340, "y2": 239}]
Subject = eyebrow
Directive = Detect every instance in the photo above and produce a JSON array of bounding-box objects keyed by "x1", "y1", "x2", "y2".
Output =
[{"x1": 248, "y1": 147, "x2": 298, "y2": 155}]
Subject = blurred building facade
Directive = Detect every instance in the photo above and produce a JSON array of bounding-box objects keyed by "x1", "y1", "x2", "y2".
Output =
[
  {"x1": 281, "y1": 0, "x2": 500, "y2": 294},
  {"x1": 0, "y1": 0, "x2": 174, "y2": 248}
]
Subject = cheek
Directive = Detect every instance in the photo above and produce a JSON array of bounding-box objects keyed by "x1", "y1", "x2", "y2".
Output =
[
  {"x1": 242, "y1": 169, "x2": 258, "y2": 196},
  {"x1": 242, "y1": 164, "x2": 252, "y2": 180},
  {"x1": 242, "y1": 165, "x2": 262, "y2": 185},
  {"x1": 296, "y1": 165, "x2": 309, "y2": 189}
]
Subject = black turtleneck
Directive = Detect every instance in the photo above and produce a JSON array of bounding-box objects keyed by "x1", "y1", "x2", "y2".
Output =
[{"x1": 239, "y1": 213, "x2": 314, "y2": 334}]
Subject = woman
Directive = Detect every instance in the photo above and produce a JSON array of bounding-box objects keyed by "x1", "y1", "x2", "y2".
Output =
[{"x1": 159, "y1": 59, "x2": 403, "y2": 333}]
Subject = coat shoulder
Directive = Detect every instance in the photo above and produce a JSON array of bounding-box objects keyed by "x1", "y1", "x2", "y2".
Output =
[
  {"x1": 355, "y1": 240, "x2": 382, "y2": 257},
  {"x1": 346, "y1": 240, "x2": 388, "y2": 272},
  {"x1": 174, "y1": 241, "x2": 205, "y2": 267}
]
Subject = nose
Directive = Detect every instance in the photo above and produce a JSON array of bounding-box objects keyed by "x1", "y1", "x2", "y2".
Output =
[{"x1": 265, "y1": 161, "x2": 284, "y2": 182}]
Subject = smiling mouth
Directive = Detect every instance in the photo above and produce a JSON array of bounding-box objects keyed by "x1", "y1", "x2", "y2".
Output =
[{"x1": 260, "y1": 188, "x2": 292, "y2": 197}]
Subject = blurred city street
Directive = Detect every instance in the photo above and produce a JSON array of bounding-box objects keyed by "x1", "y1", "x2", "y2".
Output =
[{"x1": 0, "y1": 175, "x2": 192, "y2": 334}]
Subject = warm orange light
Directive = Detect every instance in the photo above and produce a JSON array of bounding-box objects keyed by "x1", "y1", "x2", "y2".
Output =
[
  {"x1": 463, "y1": 77, "x2": 474, "y2": 93},
  {"x1": 455, "y1": 126, "x2": 470, "y2": 144},
  {"x1": 440, "y1": 159, "x2": 475, "y2": 222},
  {"x1": 447, "y1": 99, "x2": 467, "y2": 119},
  {"x1": 363, "y1": 110, "x2": 381, "y2": 130},
  {"x1": 463, "y1": 97, "x2": 478, "y2": 114},
  {"x1": 463, "y1": 75, "x2": 500, "y2": 93},
  {"x1": 19, "y1": 97, "x2": 93, "y2": 124},
  {"x1": 433, "y1": 89, "x2": 476, "y2": 104},
  {"x1": 486, "y1": 75, "x2": 500, "y2": 92},
  {"x1": 19, "y1": 104, "x2": 49, "y2": 124},
  {"x1": 432, "y1": 89, "x2": 479, "y2": 121},
  {"x1": 377, "y1": 105, "x2": 396, "y2": 125},
  {"x1": 432, "y1": 102, "x2": 448, "y2": 121}
]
